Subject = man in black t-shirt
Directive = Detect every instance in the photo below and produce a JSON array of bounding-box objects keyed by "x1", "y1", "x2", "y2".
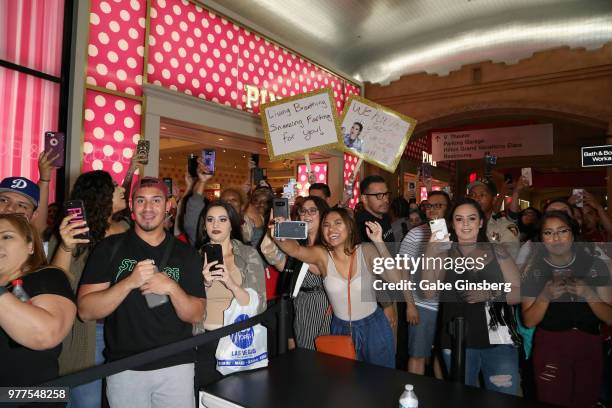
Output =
[
  {"x1": 356, "y1": 175, "x2": 395, "y2": 246},
  {"x1": 79, "y1": 177, "x2": 205, "y2": 408},
  {"x1": 355, "y1": 175, "x2": 406, "y2": 365}
]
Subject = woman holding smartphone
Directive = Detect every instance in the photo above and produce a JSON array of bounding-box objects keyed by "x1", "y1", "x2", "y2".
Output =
[
  {"x1": 197, "y1": 200, "x2": 266, "y2": 385},
  {"x1": 423, "y1": 197, "x2": 522, "y2": 395},
  {"x1": 522, "y1": 211, "x2": 612, "y2": 407},
  {"x1": 50, "y1": 170, "x2": 128, "y2": 407},
  {"x1": 260, "y1": 196, "x2": 331, "y2": 350},
  {"x1": 272, "y1": 208, "x2": 410, "y2": 368}
]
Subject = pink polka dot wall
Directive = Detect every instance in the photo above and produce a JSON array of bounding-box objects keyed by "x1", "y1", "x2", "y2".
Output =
[{"x1": 82, "y1": 0, "x2": 362, "y2": 183}]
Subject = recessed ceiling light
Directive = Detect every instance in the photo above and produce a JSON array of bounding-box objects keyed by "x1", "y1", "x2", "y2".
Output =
[
  {"x1": 218, "y1": 138, "x2": 223, "y2": 141},
  {"x1": 222, "y1": 149, "x2": 226, "y2": 153},
  {"x1": 262, "y1": 147, "x2": 267, "y2": 150},
  {"x1": 161, "y1": 126, "x2": 167, "y2": 130}
]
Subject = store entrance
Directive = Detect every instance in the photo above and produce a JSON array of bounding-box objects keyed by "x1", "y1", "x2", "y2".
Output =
[{"x1": 157, "y1": 118, "x2": 337, "y2": 201}]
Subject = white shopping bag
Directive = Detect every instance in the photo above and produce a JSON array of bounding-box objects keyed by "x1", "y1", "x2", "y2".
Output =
[{"x1": 215, "y1": 288, "x2": 268, "y2": 375}]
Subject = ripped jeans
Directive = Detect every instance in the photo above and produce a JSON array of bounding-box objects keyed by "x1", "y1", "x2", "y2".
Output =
[{"x1": 442, "y1": 345, "x2": 520, "y2": 396}]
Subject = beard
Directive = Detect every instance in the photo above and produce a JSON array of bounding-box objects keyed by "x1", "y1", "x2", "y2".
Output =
[{"x1": 136, "y1": 216, "x2": 162, "y2": 232}]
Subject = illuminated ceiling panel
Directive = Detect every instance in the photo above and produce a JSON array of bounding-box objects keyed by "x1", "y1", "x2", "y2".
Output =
[{"x1": 204, "y1": 0, "x2": 612, "y2": 84}]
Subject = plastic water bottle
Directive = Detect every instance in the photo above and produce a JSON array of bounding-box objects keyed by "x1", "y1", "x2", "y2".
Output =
[
  {"x1": 12, "y1": 280, "x2": 31, "y2": 303},
  {"x1": 399, "y1": 384, "x2": 418, "y2": 408}
]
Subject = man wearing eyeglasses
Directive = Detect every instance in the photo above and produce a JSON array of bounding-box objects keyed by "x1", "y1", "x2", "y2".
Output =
[{"x1": 355, "y1": 175, "x2": 406, "y2": 366}]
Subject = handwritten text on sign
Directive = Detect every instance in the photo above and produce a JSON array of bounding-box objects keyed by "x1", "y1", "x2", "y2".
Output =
[
  {"x1": 340, "y1": 98, "x2": 415, "y2": 172},
  {"x1": 261, "y1": 89, "x2": 340, "y2": 160},
  {"x1": 431, "y1": 124, "x2": 553, "y2": 162}
]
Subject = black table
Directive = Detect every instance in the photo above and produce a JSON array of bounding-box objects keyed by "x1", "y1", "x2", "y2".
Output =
[{"x1": 202, "y1": 349, "x2": 553, "y2": 407}]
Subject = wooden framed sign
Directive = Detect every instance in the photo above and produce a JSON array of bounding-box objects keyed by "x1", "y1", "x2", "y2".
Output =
[
  {"x1": 339, "y1": 96, "x2": 417, "y2": 172},
  {"x1": 260, "y1": 88, "x2": 342, "y2": 161}
]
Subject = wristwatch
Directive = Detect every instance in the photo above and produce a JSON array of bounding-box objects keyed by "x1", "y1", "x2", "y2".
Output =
[{"x1": 0, "y1": 286, "x2": 8, "y2": 297}]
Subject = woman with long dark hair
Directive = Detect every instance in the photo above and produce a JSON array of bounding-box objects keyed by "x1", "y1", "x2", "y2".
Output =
[
  {"x1": 196, "y1": 200, "x2": 266, "y2": 385},
  {"x1": 0, "y1": 213, "x2": 75, "y2": 386},
  {"x1": 522, "y1": 211, "x2": 612, "y2": 407},
  {"x1": 261, "y1": 196, "x2": 332, "y2": 350},
  {"x1": 423, "y1": 197, "x2": 522, "y2": 395},
  {"x1": 50, "y1": 170, "x2": 128, "y2": 407},
  {"x1": 272, "y1": 208, "x2": 410, "y2": 367}
]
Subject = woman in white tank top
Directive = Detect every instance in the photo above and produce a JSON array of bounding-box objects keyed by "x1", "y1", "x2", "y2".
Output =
[{"x1": 273, "y1": 208, "x2": 412, "y2": 368}]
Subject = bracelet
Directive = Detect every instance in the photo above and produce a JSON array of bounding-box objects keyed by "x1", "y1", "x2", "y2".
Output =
[
  {"x1": 60, "y1": 242, "x2": 74, "y2": 253},
  {"x1": 39, "y1": 178, "x2": 50, "y2": 182}
]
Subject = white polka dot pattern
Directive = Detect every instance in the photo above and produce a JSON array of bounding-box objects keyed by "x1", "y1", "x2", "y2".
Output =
[
  {"x1": 343, "y1": 153, "x2": 361, "y2": 208},
  {"x1": 82, "y1": 90, "x2": 142, "y2": 180},
  {"x1": 296, "y1": 163, "x2": 327, "y2": 197},
  {"x1": 87, "y1": 0, "x2": 146, "y2": 95},
  {"x1": 147, "y1": 0, "x2": 359, "y2": 114}
]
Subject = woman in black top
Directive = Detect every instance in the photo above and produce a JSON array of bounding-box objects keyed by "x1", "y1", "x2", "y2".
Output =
[
  {"x1": 522, "y1": 211, "x2": 612, "y2": 408},
  {"x1": 423, "y1": 198, "x2": 522, "y2": 395},
  {"x1": 0, "y1": 213, "x2": 75, "y2": 386}
]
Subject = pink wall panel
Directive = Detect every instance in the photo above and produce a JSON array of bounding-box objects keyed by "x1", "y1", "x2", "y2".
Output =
[
  {"x1": 82, "y1": 90, "x2": 142, "y2": 181},
  {"x1": 0, "y1": 0, "x2": 64, "y2": 77},
  {"x1": 146, "y1": 0, "x2": 358, "y2": 114},
  {"x1": 86, "y1": 0, "x2": 146, "y2": 95},
  {"x1": 0, "y1": 67, "x2": 59, "y2": 199},
  {"x1": 148, "y1": 0, "x2": 240, "y2": 105},
  {"x1": 296, "y1": 162, "x2": 328, "y2": 196},
  {"x1": 343, "y1": 153, "x2": 361, "y2": 208}
]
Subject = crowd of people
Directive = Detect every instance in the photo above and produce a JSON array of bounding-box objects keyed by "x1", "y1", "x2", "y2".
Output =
[{"x1": 0, "y1": 151, "x2": 611, "y2": 408}]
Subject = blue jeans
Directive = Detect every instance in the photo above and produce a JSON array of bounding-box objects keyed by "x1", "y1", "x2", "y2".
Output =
[
  {"x1": 330, "y1": 307, "x2": 395, "y2": 368},
  {"x1": 68, "y1": 323, "x2": 105, "y2": 407},
  {"x1": 442, "y1": 345, "x2": 520, "y2": 396}
]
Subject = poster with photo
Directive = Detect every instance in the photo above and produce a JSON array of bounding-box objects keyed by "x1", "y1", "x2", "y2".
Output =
[{"x1": 340, "y1": 96, "x2": 417, "y2": 172}]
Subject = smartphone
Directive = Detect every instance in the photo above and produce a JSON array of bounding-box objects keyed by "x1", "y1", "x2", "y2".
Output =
[
  {"x1": 163, "y1": 178, "x2": 173, "y2": 197},
  {"x1": 254, "y1": 168, "x2": 266, "y2": 186},
  {"x1": 202, "y1": 243, "x2": 224, "y2": 274},
  {"x1": 572, "y1": 188, "x2": 584, "y2": 208},
  {"x1": 64, "y1": 200, "x2": 90, "y2": 240},
  {"x1": 429, "y1": 218, "x2": 449, "y2": 241},
  {"x1": 44, "y1": 131, "x2": 65, "y2": 167},
  {"x1": 504, "y1": 173, "x2": 513, "y2": 185},
  {"x1": 408, "y1": 181, "x2": 416, "y2": 191},
  {"x1": 188, "y1": 154, "x2": 198, "y2": 178},
  {"x1": 273, "y1": 197, "x2": 289, "y2": 219},
  {"x1": 201, "y1": 149, "x2": 216, "y2": 175},
  {"x1": 274, "y1": 221, "x2": 307, "y2": 240},
  {"x1": 521, "y1": 168, "x2": 533, "y2": 186},
  {"x1": 136, "y1": 140, "x2": 150, "y2": 165},
  {"x1": 145, "y1": 264, "x2": 170, "y2": 308}
]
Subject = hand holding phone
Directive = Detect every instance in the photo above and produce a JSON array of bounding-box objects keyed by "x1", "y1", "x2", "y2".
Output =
[
  {"x1": 273, "y1": 198, "x2": 289, "y2": 219},
  {"x1": 572, "y1": 188, "x2": 584, "y2": 208},
  {"x1": 64, "y1": 200, "x2": 90, "y2": 240},
  {"x1": 521, "y1": 168, "x2": 533, "y2": 186},
  {"x1": 202, "y1": 149, "x2": 216, "y2": 175},
  {"x1": 188, "y1": 154, "x2": 198, "y2": 177},
  {"x1": 44, "y1": 131, "x2": 65, "y2": 168},
  {"x1": 274, "y1": 221, "x2": 307, "y2": 240},
  {"x1": 136, "y1": 140, "x2": 150, "y2": 165}
]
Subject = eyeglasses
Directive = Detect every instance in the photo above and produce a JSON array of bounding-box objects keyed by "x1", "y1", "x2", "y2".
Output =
[
  {"x1": 298, "y1": 207, "x2": 318, "y2": 216},
  {"x1": 542, "y1": 228, "x2": 572, "y2": 238},
  {"x1": 362, "y1": 192, "x2": 391, "y2": 200},
  {"x1": 423, "y1": 203, "x2": 446, "y2": 209}
]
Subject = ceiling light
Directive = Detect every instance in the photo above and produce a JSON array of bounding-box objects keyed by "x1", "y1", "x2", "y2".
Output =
[
  {"x1": 218, "y1": 138, "x2": 224, "y2": 141},
  {"x1": 161, "y1": 126, "x2": 167, "y2": 130}
]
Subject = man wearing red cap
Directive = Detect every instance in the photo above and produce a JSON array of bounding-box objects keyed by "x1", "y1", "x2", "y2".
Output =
[{"x1": 78, "y1": 177, "x2": 206, "y2": 408}]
